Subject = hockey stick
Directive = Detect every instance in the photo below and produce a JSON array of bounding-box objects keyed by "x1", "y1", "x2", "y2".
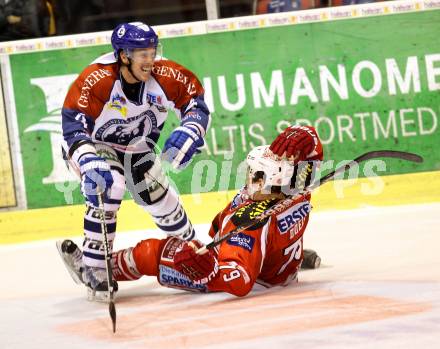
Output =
[
  {"x1": 196, "y1": 150, "x2": 423, "y2": 255},
  {"x1": 316, "y1": 150, "x2": 422, "y2": 190},
  {"x1": 171, "y1": 138, "x2": 193, "y2": 169},
  {"x1": 97, "y1": 189, "x2": 117, "y2": 333}
]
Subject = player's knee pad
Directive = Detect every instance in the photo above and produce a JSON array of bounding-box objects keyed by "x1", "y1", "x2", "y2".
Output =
[
  {"x1": 108, "y1": 170, "x2": 125, "y2": 205},
  {"x1": 126, "y1": 152, "x2": 169, "y2": 206},
  {"x1": 145, "y1": 187, "x2": 195, "y2": 240},
  {"x1": 94, "y1": 143, "x2": 124, "y2": 172},
  {"x1": 131, "y1": 238, "x2": 166, "y2": 276},
  {"x1": 113, "y1": 238, "x2": 166, "y2": 281}
]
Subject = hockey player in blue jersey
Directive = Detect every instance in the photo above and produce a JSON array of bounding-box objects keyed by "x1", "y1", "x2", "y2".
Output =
[{"x1": 57, "y1": 21, "x2": 210, "y2": 300}]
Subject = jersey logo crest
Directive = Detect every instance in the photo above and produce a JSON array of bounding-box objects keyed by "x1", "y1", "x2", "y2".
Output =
[
  {"x1": 158, "y1": 265, "x2": 207, "y2": 292},
  {"x1": 277, "y1": 202, "x2": 311, "y2": 234},
  {"x1": 230, "y1": 198, "x2": 276, "y2": 230},
  {"x1": 226, "y1": 232, "x2": 255, "y2": 252},
  {"x1": 95, "y1": 110, "x2": 158, "y2": 146},
  {"x1": 147, "y1": 93, "x2": 167, "y2": 112},
  {"x1": 147, "y1": 93, "x2": 162, "y2": 105},
  {"x1": 108, "y1": 93, "x2": 127, "y2": 117}
]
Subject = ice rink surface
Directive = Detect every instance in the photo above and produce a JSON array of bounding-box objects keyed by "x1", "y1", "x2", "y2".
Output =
[{"x1": 1, "y1": 203, "x2": 439, "y2": 349}]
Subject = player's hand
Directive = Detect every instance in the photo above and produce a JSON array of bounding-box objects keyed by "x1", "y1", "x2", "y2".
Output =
[
  {"x1": 161, "y1": 126, "x2": 204, "y2": 170},
  {"x1": 79, "y1": 155, "x2": 114, "y2": 207},
  {"x1": 270, "y1": 125, "x2": 323, "y2": 163},
  {"x1": 174, "y1": 240, "x2": 218, "y2": 284}
]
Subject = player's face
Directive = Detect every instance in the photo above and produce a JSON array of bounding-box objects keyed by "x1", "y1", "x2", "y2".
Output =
[
  {"x1": 128, "y1": 48, "x2": 156, "y2": 81},
  {"x1": 245, "y1": 168, "x2": 262, "y2": 198}
]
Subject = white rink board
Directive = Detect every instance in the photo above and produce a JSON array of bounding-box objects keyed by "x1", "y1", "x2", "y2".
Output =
[
  {"x1": 1, "y1": 203, "x2": 440, "y2": 349},
  {"x1": 1, "y1": 0, "x2": 439, "y2": 55}
]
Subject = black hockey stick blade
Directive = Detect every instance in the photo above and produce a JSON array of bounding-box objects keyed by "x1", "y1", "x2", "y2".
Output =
[
  {"x1": 353, "y1": 150, "x2": 423, "y2": 163},
  {"x1": 318, "y1": 150, "x2": 423, "y2": 187},
  {"x1": 109, "y1": 301, "x2": 117, "y2": 333}
]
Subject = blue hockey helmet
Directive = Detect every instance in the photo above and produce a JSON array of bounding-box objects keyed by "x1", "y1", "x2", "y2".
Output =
[{"x1": 111, "y1": 22, "x2": 159, "y2": 58}]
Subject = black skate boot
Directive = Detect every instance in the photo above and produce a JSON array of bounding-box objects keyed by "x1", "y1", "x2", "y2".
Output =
[
  {"x1": 56, "y1": 239, "x2": 84, "y2": 284},
  {"x1": 301, "y1": 249, "x2": 321, "y2": 269},
  {"x1": 56, "y1": 239, "x2": 118, "y2": 302}
]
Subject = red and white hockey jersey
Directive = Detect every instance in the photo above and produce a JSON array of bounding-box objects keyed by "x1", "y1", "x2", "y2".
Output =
[
  {"x1": 121, "y1": 190, "x2": 313, "y2": 297},
  {"x1": 62, "y1": 53, "x2": 210, "y2": 154},
  {"x1": 203, "y1": 191, "x2": 311, "y2": 296}
]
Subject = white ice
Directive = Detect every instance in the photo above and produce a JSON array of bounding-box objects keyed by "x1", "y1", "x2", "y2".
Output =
[{"x1": 1, "y1": 203, "x2": 439, "y2": 349}]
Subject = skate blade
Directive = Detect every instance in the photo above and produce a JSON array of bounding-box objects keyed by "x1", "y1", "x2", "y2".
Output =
[
  {"x1": 56, "y1": 240, "x2": 83, "y2": 285},
  {"x1": 87, "y1": 288, "x2": 113, "y2": 303}
]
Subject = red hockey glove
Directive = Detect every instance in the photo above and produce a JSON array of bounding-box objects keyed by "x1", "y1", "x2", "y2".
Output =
[
  {"x1": 174, "y1": 240, "x2": 218, "y2": 284},
  {"x1": 270, "y1": 125, "x2": 323, "y2": 163}
]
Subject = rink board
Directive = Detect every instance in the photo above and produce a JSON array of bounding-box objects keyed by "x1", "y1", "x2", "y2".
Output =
[
  {"x1": 0, "y1": 4, "x2": 439, "y2": 345},
  {"x1": 0, "y1": 1, "x2": 439, "y2": 244},
  {"x1": 0, "y1": 80, "x2": 16, "y2": 208},
  {"x1": 0, "y1": 1, "x2": 439, "y2": 210},
  {"x1": 0, "y1": 170, "x2": 439, "y2": 244}
]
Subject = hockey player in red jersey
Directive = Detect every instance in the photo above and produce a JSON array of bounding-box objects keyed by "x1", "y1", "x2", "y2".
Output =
[
  {"x1": 59, "y1": 126, "x2": 323, "y2": 297},
  {"x1": 57, "y1": 22, "x2": 211, "y2": 299}
]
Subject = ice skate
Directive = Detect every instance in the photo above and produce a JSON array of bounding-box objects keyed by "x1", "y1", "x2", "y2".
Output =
[
  {"x1": 301, "y1": 249, "x2": 321, "y2": 269},
  {"x1": 82, "y1": 265, "x2": 118, "y2": 302},
  {"x1": 57, "y1": 239, "x2": 117, "y2": 302},
  {"x1": 56, "y1": 239, "x2": 84, "y2": 285}
]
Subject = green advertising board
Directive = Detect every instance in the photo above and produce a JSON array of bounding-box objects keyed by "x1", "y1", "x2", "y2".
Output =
[{"x1": 8, "y1": 9, "x2": 440, "y2": 209}]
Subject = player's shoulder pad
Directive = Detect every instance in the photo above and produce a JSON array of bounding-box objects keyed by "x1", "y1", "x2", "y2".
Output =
[
  {"x1": 77, "y1": 62, "x2": 117, "y2": 91},
  {"x1": 230, "y1": 198, "x2": 278, "y2": 230},
  {"x1": 151, "y1": 59, "x2": 204, "y2": 107},
  {"x1": 152, "y1": 58, "x2": 193, "y2": 77},
  {"x1": 65, "y1": 62, "x2": 117, "y2": 114},
  {"x1": 90, "y1": 52, "x2": 117, "y2": 65}
]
